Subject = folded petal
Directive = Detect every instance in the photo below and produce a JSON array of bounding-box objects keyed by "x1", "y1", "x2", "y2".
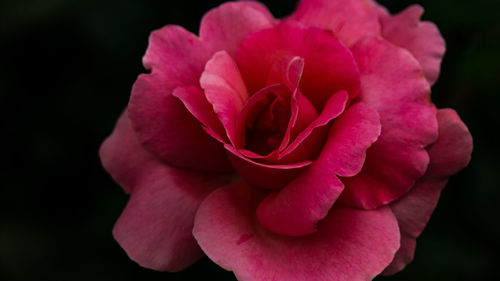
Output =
[
  {"x1": 379, "y1": 5, "x2": 446, "y2": 85},
  {"x1": 100, "y1": 112, "x2": 235, "y2": 271},
  {"x1": 257, "y1": 102, "x2": 381, "y2": 236},
  {"x1": 266, "y1": 56, "x2": 319, "y2": 153},
  {"x1": 128, "y1": 26, "x2": 231, "y2": 171},
  {"x1": 383, "y1": 109, "x2": 473, "y2": 275},
  {"x1": 201, "y1": 51, "x2": 249, "y2": 144},
  {"x1": 289, "y1": 0, "x2": 381, "y2": 47},
  {"x1": 200, "y1": 1, "x2": 276, "y2": 57},
  {"x1": 277, "y1": 90, "x2": 348, "y2": 163},
  {"x1": 172, "y1": 86, "x2": 227, "y2": 141},
  {"x1": 193, "y1": 182, "x2": 400, "y2": 281},
  {"x1": 340, "y1": 37, "x2": 438, "y2": 209},
  {"x1": 224, "y1": 144, "x2": 312, "y2": 189},
  {"x1": 236, "y1": 21, "x2": 360, "y2": 109}
]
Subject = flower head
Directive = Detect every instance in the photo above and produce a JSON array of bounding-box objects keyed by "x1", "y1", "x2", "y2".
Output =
[{"x1": 100, "y1": 1, "x2": 473, "y2": 280}]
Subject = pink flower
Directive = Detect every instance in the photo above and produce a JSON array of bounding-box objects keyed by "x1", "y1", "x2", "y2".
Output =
[{"x1": 100, "y1": 0, "x2": 473, "y2": 280}]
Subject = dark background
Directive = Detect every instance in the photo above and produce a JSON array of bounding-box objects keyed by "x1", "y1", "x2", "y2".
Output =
[{"x1": 1, "y1": 0, "x2": 499, "y2": 280}]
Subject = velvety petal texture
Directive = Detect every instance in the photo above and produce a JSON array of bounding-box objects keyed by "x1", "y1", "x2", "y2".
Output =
[
  {"x1": 100, "y1": 113, "x2": 234, "y2": 271},
  {"x1": 383, "y1": 109, "x2": 472, "y2": 275},
  {"x1": 128, "y1": 26, "x2": 231, "y2": 172},
  {"x1": 256, "y1": 102, "x2": 381, "y2": 236},
  {"x1": 236, "y1": 21, "x2": 361, "y2": 109},
  {"x1": 289, "y1": 0, "x2": 381, "y2": 47},
  {"x1": 378, "y1": 5, "x2": 446, "y2": 85},
  {"x1": 200, "y1": 1, "x2": 276, "y2": 56},
  {"x1": 225, "y1": 143, "x2": 312, "y2": 189},
  {"x1": 340, "y1": 37, "x2": 438, "y2": 209},
  {"x1": 172, "y1": 86, "x2": 227, "y2": 141},
  {"x1": 193, "y1": 182, "x2": 400, "y2": 281}
]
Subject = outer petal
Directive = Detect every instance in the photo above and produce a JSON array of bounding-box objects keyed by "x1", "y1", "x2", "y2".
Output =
[
  {"x1": 172, "y1": 86, "x2": 227, "y2": 142},
  {"x1": 100, "y1": 113, "x2": 235, "y2": 271},
  {"x1": 340, "y1": 37, "x2": 438, "y2": 209},
  {"x1": 128, "y1": 26, "x2": 231, "y2": 172},
  {"x1": 200, "y1": 1, "x2": 276, "y2": 57},
  {"x1": 100, "y1": 111, "x2": 151, "y2": 194},
  {"x1": 289, "y1": 0, "x2": 381, "y2": 47},
  {"x1": 257, "y1": 103, "x2": 381, "y2": 236},
  {"x1": 129, "y1": 1, "x2": 276, "y2": 172},
  {"x1": 193, "y1": 182, "x2": 400, "y2": 281},
  {"x1": 383, "y1": 109, "x2": 473, "y2": 275},
  {"x1": 379, "y1": 5, "x2": 446, "y2": 85}
]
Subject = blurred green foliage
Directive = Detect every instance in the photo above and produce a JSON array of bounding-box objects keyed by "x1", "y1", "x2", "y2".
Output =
[{"x1": 1, "y1": 0, "x2": 498, "y2": 280}]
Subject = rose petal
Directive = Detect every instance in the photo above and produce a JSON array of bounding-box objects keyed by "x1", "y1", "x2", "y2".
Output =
[
  {"x1": 236, "y1": 21, "x2": 360, "y2": 109},
  {"x1": 172, "y1": 86, "x2": 227, "y2": 142},
  {"x1": 257, "y1": 102, "x2": 381, "y2": 236},
  {"x1": 289, "y1": 0, "x2": 381, "y2": 47},
  {"x1": 280, "y1": 88, "x2": 318, "y2": 152},
  {"x1": 224, "y1": 144, "x2": 312, "y2": 189},
  {"x1": 193, "y1": 182, "x2": 400, "y2": 281},
  {"x1": 277, "y1": 90, "x2": 349, "y2": 163},
  {"x1": 100, "y1": 111, "x2": 150, "y2": 194},
  {"x1": 426, "y1": 109, "x2": 473, "y2": 179},
  {"x1": 236, "y1": 84, "x2": 292, "y2": 156},
  {"x1": 265, "y1": 55, "x2": 305, "y2": 90},
  {"x1": 382, "y1": 234, "x2": 417, "y2": 276},
  {"x1": 128, "y1": 26, "x2": 231, "y2": 171},
  {"x1": 100, "y1": 112, "x2": 235, "y2": 271},
  {"x1": 201, "y1": 50, "x2": 249, "y2": 144},
  {"x1": 382, "y1": 109, "x2": 473, "y2": 275},
  {"x1": 129, "y1": 0, "x2": 277, "y2": 171},
  {"x1": 340, "y1": 37, "x2": 438, "y2": 209},
  {"x1": 379, "y1": 5, "x2": 446, "y2": 85},
  {"x1": 200, "y1": 1, "x2": 276, "y2": 57},
  {"x1": 247, "y1": 56, "x2": 319, "y2": 160}
]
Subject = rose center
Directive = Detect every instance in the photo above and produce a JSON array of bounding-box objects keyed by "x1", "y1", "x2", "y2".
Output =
[{"x1": 236, "y1": 84, "x2": 292, "y2": 156}]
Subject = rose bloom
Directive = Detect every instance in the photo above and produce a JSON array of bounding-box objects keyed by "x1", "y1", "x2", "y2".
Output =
[{"x1": 100, "y1": 0, "x2": 473, "y2": 280}]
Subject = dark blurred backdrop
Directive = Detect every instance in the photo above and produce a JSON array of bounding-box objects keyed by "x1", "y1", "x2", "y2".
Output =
[{"x1": 1, "y1": 0, "x2": 499, "y2": 280}]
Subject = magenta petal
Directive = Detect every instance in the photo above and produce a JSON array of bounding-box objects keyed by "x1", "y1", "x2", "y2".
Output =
[
  {"x1": 383, "y1": 109, "x2": 472, "y2": 275},
  {"x1": 128, "y1": 26, "x2": 231, "y2": 172},
  {"x1": 379, "y1": 5, "x2": 446, "y2": 85},
  {"x1": 201, "y1": 51, "x2": 249, "y2": 144},
  {"x1": 289, "y1": 0, "x2": 381, "y2": 47},
  {"x1": 200, "y1": 1, "x2": 276, "y2": 57},
  {"x1": 224, "y1": 144, "x2": 312, "y2": 189},
  {"x1": 340, "y1": 37, "x2": 438, "y2": 209},
  {"x1": 425, "y1": 109, "x2": 473, "y2": 179},
  {"x1": 193, "y1": 182, "x2": 400, "y2": 281},
  {"x1": 265, "y1": 55, "x2": 305, "y2": 90},
  {"x1": 278, "y1": 90, "x2": 348, "y2": 163},
  {"x1": 236, "y1": 21, "x2": 360, "y2": 108},
  {"x1": 263, "y1": 56, "x2": 319, "y2": 155},
  {"x1": 172, "y1": 86, "x2": 227, "y2": 141},
  {"x1": 382, "y1": 234, "x2": 417, "y2": 276},
  {"x1": 100, "y1": 112, "x2": 235, "y2": 271},
  {"x1": 257, "y1": 103, "x2": 381, "y2": 236},
  {"x1": 100, "y1": 112, "x2": 153, "y2": 194}
]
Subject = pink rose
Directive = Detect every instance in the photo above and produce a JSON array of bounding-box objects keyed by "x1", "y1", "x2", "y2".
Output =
[{"x1": 100, "y1": 0, "x2": 473, "y2": 280}]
